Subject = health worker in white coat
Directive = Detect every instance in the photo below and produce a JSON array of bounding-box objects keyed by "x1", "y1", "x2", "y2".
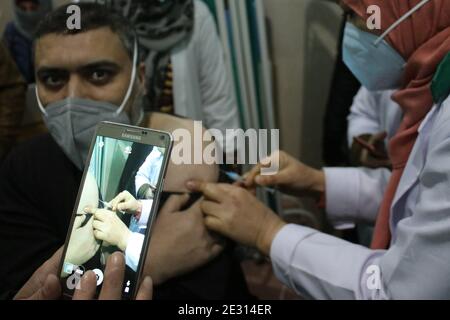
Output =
[{"x1": 187, "y1": 0, "x2": 450, "y2": 299}]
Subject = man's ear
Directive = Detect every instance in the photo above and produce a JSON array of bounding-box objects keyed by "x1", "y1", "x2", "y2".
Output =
[{"x1": 138, "y1": 62, "x2": 147, "y2": 94}]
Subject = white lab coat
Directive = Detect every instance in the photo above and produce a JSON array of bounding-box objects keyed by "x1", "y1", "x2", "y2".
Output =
[
  {"x1": 125, "y1": 200, "x2": 153, "y2": 272},
  {"x1": 347, "y1": 87, "x2": 403, "y2": 147},
  {"x1": 270, "y1": 95, "x2": 450, "y2": 299},
  {"x1": 126, "y1": 148, "x2": 164, "y2": 272},
  {"x1": 171, "y1": 0, "x2": 241, "y2": 154},
  {"x1": 135, "y1": 148, "x2": 163, "y2": 194}
]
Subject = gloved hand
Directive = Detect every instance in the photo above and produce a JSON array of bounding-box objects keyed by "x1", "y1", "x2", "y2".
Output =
[
  {"x1": 85, "y1": 207, "x2": 131, "y2": 252},
  {"x1": 109, "y1": 191, "x2": 143, "y2": 215}
]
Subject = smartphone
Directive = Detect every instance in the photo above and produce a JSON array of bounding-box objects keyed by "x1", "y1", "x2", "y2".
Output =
[{"x1": 58, "y1": 121, "x2": 173, "y2": 299}]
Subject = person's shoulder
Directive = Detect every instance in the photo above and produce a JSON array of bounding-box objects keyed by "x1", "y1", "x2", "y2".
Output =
[
  {"x1": 3, "y1": 133, "x2": 62, "y2": 167},
  {"x1": 194, "y1": 0, "x2": 215, "y2": 27},
  {"x1": 423, "y1": 95, "x2": 450, "y2": 147},
  {"x1": 194, "y1": 0, "x2": 211, "y2": 17},
  {"x1": 440, "y1": 94, "x2": 450, "y2": 108},
  {"x1": 13, "y1": 133, "x2": 55, "y2": 151},
  {"x1": 4, "y1": 22, "x2": 16, "y2": 33},
  {"x1": 147, "y1": 113, "x2": 219, "y2": 189},
  {"x1": 3, "y1": 22, "x2": 21, "y2": 41},
  {"x1": 435, "y1": 94, "x2": 450, "y2": 129},
  {"x1": 148, "y1": 112, "x2": 205, "y2": 134}
]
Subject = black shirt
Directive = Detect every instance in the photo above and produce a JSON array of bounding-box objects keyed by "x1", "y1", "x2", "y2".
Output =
[{"x1": 0, "y1": 134, "x2": 251, "y2": 300}]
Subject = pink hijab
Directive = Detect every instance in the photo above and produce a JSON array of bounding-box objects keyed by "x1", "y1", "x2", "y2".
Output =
[{"x1": 343, "y1": 0, "x2": 450, "y2": 249}]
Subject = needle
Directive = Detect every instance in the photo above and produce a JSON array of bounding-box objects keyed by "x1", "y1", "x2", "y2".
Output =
[
  {"x1": 99, "y1": 200, "x2": 125, "y2": 214},
  {"x1": 221, "y1": 170, "x2": 277, "y2": 194}
]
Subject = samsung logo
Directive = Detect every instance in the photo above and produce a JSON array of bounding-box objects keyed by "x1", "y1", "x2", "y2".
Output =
[{"x1": 122, "y1": 133, "x2": 142, "y2": 141}]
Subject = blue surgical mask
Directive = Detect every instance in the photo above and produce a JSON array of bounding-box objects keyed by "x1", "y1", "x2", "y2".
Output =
[
  {"x1": 342, "y1": 22, "x2": 406, "y2": 91},
  {"x1": 342, "y1": 0, "x2": 432, "y2": 91}
]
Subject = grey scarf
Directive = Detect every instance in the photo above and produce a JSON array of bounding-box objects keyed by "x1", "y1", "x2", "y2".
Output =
[
  {"x1": 103, "y1": 0, "x2": 194, "y2": 111},
  {"x1": 12, "y1": 0, "x2": 53, "y2": 40}
]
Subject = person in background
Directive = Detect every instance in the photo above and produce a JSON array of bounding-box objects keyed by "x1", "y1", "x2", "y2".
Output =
[
  {"x1": 1, "y1": 0, "x2": 53, "y2": 153},
  {"x1": 347, "y1": 87, "x2": 402, "y2": 169},
  {"x1": 0, "y1": 41, "x2": 26, "y2": 162},
  {"x1": 105, "y1": 0, "x2": 241, "y2": 156},
  {"x1": 3, "y1": 0, "x2": 53, "y2": 84},
  {"x1": 135, "y1": 147, "x2": 165, "y2": 199},
  {"x1": 346, "y1": 87, "x2": 403, "y2": 246}
]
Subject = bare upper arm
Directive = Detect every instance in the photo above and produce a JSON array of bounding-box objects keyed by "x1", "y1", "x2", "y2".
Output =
[
  {"x1": 76, "y1": 171, "x2": 99, "y2": 213},
  {"x1": 146, "y1": 113, "x2": 219, "y2": 192}
]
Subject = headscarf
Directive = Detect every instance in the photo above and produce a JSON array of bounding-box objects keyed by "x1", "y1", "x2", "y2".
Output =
[
  {"x1": 12, "y1": 0, "x2": 53, "y2": 40},
  {"x1": 343, "y1": 0, "x2": 450, "y2": 249},
  {"x1": 106, "y1": 0, "x2": 194, "y2": 111}
]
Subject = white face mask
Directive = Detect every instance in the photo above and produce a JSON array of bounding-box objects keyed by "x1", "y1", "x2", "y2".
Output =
[{"x1": 37, "y1": 40, "x2": 143, "y2": 170}]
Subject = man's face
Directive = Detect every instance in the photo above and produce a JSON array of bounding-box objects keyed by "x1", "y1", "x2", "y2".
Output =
[
  {"x1": 35, "y1": 27, "x2": 134, "y2": 109},
  {"x1": 16, "y1": 0, "x2": 39, "y2": 12}
]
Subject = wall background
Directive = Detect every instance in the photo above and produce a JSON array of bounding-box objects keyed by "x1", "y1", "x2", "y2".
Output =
[{"x1": 263, "y1": 0, "x2": 342, "y2": 167}]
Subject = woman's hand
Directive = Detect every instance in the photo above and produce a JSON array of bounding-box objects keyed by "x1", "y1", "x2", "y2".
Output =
[
  {"x1": 244, "y1": 150, "x2": 325, "y2": 198},
  {"x1": 187, "y1": 181, "x2": 286, "y2": 256},
  {"x1": 85, "y1": 207, "x2": 131, "y2": 251},
  {"x1": 109, "y1": 191, "x2": 143, "y2": 214}
]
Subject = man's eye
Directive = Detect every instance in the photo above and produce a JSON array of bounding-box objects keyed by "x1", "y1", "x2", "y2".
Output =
[
  {"x1": 90, "y1": 70, "x2": 111, "y2": 83},
  {"x1": 43, "y1": 75, "x2": 64, "y2": 87}
]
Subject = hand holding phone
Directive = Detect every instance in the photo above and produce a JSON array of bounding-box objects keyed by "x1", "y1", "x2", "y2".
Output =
[
  {"x1": 58, "y1": 122, "x2": 173, "y2": 299},
  {"x1": 15, "y1": 248, "x2": 153, "y2": 300}
]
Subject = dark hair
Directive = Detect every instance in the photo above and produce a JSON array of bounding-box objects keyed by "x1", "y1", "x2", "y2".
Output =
[{"x1": 35, "y1": 3, "x2": 137, "y2": 60}]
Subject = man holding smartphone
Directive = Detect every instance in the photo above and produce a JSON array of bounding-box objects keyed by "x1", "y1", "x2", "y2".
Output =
[
  {"x1": 15, "y1": 250, "x2": 153, "y2": 300},
  {"x1": 0, "y1": 3, "x2": 251, "y2": 300}
]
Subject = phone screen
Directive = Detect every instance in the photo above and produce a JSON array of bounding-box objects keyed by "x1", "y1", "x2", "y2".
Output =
[{"x1": 59, "y1": 131, "x2": 170, "y2": 299}]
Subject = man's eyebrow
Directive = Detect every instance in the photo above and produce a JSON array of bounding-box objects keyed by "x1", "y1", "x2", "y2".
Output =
[
  {"x1": 36, "y1": 61, "x2": 122, "y2": 75},
  {"x1": 36, "y1": 67, "x2": 68, "y2": 75},
  {"x1": 76, "y1": 61, "x2": 122, "y2": 72}
]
